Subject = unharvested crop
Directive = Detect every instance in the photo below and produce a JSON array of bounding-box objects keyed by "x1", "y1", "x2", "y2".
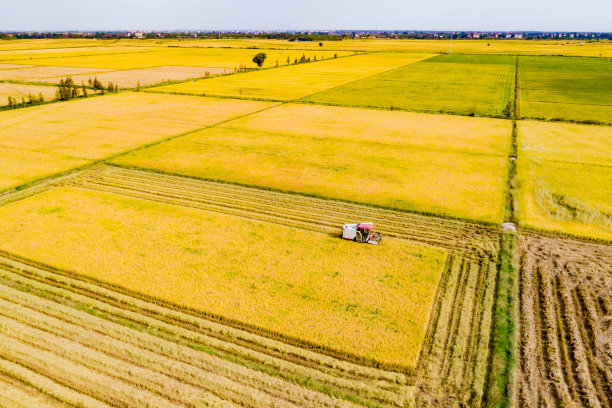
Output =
[
  {"x1": 517, "y1": 121, "x2": 612, "y2": 240},
  {"x1": 150, "y1": 53, "x2": 433, "y2": 101},
  {"x1": 0, "y1": 92, "x2": 271, "y2": 192},
  {"x1": 113, "y1": 103, "x2": 511, "y2": 223},
  {"x1": 0, "y1": 186, "x2": 447, "y2": 369},
  {"x1": 306, "y1": 54, "x2": 515, "y2": 117},
  {"x1": 518, "y1": 56, "x2": 612, "y2": 124}
]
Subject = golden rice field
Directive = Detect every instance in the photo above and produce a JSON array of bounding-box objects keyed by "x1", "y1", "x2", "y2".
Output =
[
  {"x1": 113, "y1": 103, "x2": 511, "y2": 223},
  {"x1": 0, "y1": 82, "x2": 57, "y2": 105},
  {"x1": 9, "y1": 47, "x2": 354, "y2": 70},
  {"x1": 517, "y1": 121, "x2": 612, "y2": 240},
  {"x1": 0, "y1": 93, "x2": 271, "y2": 191},
  {"x1": 0, "y1": 185, "x2": 447, "y2": 369},
  {"x1": 151, "y1": 52, "x2": 433, "y2": 101}
]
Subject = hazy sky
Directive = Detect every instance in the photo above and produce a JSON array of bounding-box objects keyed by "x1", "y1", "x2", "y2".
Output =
[{"x1": 2, "y1": 0, "x2": 611, "y2": 32}]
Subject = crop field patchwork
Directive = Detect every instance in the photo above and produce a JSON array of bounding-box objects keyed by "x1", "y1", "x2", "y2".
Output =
[
  {"x1": 516, "y1": 234, "x2": 612, "y2": 408},
  {"x1": 517, "y1": 121, "x2": 612, "y2": 240},
  {"x1": 0, "y1": 37, "x2": 610, "y2": 408},
  {"x1": 306, "y1": 54, "x2": 516, "y2": 117},
  {"x1": 0, "y1": 92, "x2": 271, "y2": 191},
  {"x1": 113, "y1": 103, "x2": 511, "y2": 223},
  {"x1": 150, "y1": 53, "x2": 433, "y2": 101},
  {"x1": 518, "y1": 56, "x2": 612, "y2": 124}
]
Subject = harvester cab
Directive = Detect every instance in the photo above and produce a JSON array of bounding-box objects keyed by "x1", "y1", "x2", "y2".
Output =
[{"x1": 342, "y1": 223, "x2": 383, "y2": 245}]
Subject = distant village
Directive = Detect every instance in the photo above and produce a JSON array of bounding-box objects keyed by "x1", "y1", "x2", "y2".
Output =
[{"x1": 1, "y1": 30, "x2": 610, "y2": 40}]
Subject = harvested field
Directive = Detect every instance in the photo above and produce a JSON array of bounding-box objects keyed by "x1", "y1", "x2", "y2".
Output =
[
  {"x1": 0, "y1": 184, "x2": 448, "y2": 370},
  {"x1": 0, "y1": 92, "x2": 271, "y2": 192},
  {"x1": 150, "y1": 53, "x2": 432, "y2": 101},
  {"x1": 0, "y1": 63, "x2": 33, "y2": 70},
  {"x1": 306, "y1": 54, "x2": 515, "y2": 118},
  {"x1": 516, "y1": 234, "x2": 612, "y2": 408},
  {"x1": 0, "y1": 65, "x2": 111, "y2": 82},
  {"x1": 0, "y1": 82, "x2": 57, "y2": 105},
  {"x1": 518, "y1": 56, "x2": 612, "y2": 124},
  {"x1": 42, "y1": 65, "x2": 233, "y2": 88},
  {"x1": 414, "y1": 255, "x2": 500, "y2": 407},
  {"x1": 517, "y1": 121, "x2": 612, "y2": 240},
  {"x1": 113, "y1": 103, "x2": 511, "y2": 223}
]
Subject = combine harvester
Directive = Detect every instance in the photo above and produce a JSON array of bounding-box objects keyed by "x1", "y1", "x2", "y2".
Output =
[{"x1": 342, "y1": 222, "x2": 383, "y2": 245}]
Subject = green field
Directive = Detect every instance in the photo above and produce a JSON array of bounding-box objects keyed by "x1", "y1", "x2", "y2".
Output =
[
  {"x1": 112, "y1": 103, "x2": 511, "y2": 223},
  {"x1": 305, "y1": 54, "x2": 515, "y2": 117},
  {"x1": 150, "y1": 53, "x2": 432, "y2": 101},
  {"x1": 518, "y1": 56, "x2": 612, "y2": 124},
  {"x1": 517, "y1": 121, "x2": 612, "y2": 240}
]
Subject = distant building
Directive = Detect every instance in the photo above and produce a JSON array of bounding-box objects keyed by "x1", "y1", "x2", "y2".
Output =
[{"x1": 134, "y1": 31, "x2": 143, "y2": 39}]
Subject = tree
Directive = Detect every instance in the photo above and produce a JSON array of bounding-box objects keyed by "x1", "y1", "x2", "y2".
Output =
[
  {"x1": 57, "y1": 77, "x2": 76, "y2": 100},
  {"x1": 252, "y1": 52, "x2": 267, "y2": 67},
  {"x1": 286, "y1": 56, "x2": 290, "y2": 65},
  {"x1": 81, "y1": 81, "x2": 88, "y2": 97},
  {"x1": 319, "y1": 42, "x2": 323, "y2": 46},
  {"x1": 92, "y1": 77, "x2": 103, "y2": 93}
]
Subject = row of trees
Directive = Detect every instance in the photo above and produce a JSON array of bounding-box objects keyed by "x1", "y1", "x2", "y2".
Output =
[
  {"x1": 56, "y1": 77, "x2": 119, "y2": 101},
  {"x1": 6, "y1": 93, "x2": 45, "y2": 109}
]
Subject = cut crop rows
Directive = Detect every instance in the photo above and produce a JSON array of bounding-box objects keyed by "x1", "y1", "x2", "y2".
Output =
[
  {"x1": 0, "y1": 254, "x2": 412, "y2": 408},
  {"x1": 62, "y1": 165, "x2": 500, "y2": 259},
  {"x1": 516, "y1": 233, "x2": 612, "y2": 408}
]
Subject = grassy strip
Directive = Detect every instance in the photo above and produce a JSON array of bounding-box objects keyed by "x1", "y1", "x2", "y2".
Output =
[{"x1": 484, "y1": 230, "x2": 518, "y2": 408}]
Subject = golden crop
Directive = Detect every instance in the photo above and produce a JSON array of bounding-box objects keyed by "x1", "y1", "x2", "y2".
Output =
[
  {"x1": 517, "y1": 121, "x2": 612, "y2": 240},
  {"x1": 151, "y1": 53, "x2": 433, "y2": 101},
  {"x1": 114, "y1": 103, "x2": 511, "y2": 223},
  {"x1": 0, "y1": 93, "x2": 271, "y2": 191},
  {"x1": 0, "y1": 186, "x2": 447, "y2": 369}
]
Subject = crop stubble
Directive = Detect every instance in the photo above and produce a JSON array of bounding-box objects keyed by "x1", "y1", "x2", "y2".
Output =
[{"x1": 516, "y1": 234, "x2": 611, "y2": 408}]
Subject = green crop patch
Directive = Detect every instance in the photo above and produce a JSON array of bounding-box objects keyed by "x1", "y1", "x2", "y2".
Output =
[
  {"x1": 305, "y1": 54, "x2": 515, "y2": 118},
  {"x1": 518, "y1": 56, "x2": 612, "y2": 124}
]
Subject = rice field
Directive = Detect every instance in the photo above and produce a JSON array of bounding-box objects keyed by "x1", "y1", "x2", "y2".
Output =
[
  {"x1": 518, "y1": 56, "x2": 612, "y2": 124},
  {"x1": 112, "y1": 103, "x2": 511, "y2": 223},
  {"x1": 150, "y1": 53, "x2": 433, "y2": 101},
  {"x1": 0, "y1": 82, "x2": 57, "y2": 105},
  {"x1": 306, "y1": 54, "x2": 515, "y2": 117},
  {"x1": 0, "y1": 185, "x2": 447, "y2": 370},
  {"x1": 0, "y1": 92, "x2": 271, "y2": 191},
  {"x1": 517, "y1": 121, "x2": 612, "y2": 240},
  {"x1": 9, "y1": 47, "x2": 354, "y2": 70}
]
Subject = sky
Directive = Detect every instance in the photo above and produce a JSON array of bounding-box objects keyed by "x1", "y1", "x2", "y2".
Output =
[{"x1": 2, "y1": 0, "x2": 611, "y2": 32}]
